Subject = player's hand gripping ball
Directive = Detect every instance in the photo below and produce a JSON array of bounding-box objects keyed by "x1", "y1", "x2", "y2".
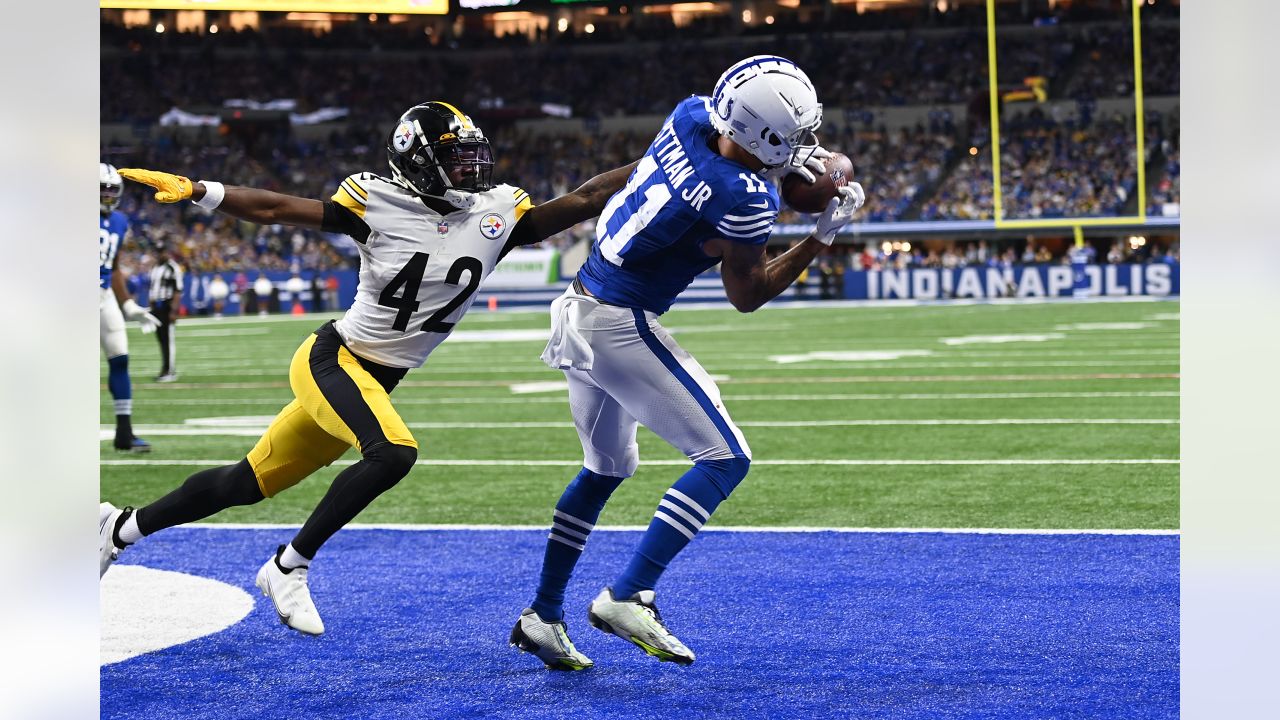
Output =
[{"x1": 782, "y1": 152, "x2": 855, "y2": 214}]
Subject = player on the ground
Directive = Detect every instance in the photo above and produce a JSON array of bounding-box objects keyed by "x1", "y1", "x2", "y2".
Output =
[
  {"x1": 99, "y1": 102, "x2": 638, "y2": 643},
  {"x1": 511, "y1": 56, "x2": 865, "y2": 669},
  {"x1": 100, "y1": 162, "x2": 162, "y2": 453}
]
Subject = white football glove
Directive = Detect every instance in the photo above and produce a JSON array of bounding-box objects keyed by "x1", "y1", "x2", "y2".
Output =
[
  {"x1": 121, "y1": 298, "x2": 162, "y2": 334},
  {"x1": 766, "y1": 146, "x2": 832, "y2": 184},
  {"x1": 813, "y1": 182, "x2": 866, "y2": 246}
]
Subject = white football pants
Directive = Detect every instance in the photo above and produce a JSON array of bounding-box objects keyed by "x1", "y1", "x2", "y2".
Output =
[
  {"x1": 542, "y1": 285, "x2": 750, "y2": 478},
  {"x1": 100, "y1": 287, "x2": 128, "y2": 359}
]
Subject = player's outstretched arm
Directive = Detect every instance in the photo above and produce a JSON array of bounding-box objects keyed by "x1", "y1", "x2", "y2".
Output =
[
  {"x1": 712, "y1": 184, "x2": 865, "y2": 313},
  {"x1": 505, "y1": 160, "x2": 641, "y2": 249},
  {"x1": 119, "y1": 169, "x2": 326, "y2": 229}
]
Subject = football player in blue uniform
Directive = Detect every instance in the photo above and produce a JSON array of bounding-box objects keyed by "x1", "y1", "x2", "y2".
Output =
[
  {"x1": 100, "y1": 162, "x2": 161, "y2": 452},
  {"x1": 512, "y1": 56, "x2": 865, "y2": 669}
]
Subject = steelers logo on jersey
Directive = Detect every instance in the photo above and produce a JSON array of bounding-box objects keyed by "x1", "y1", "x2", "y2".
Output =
[
  {"x1": 479, "y1": 213, "x2": 507, "y2": 240},
  {"x1": 392, "y1": 122, "x2": 415, "y2": 153}
]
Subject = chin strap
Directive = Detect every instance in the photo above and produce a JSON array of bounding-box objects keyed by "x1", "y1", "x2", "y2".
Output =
[
  {"x1": 440, "y1": 189, "x2": 479, "y2": 210},
  {"x1": 388, "y1": 171, "x2": 480, "y2": 210}
]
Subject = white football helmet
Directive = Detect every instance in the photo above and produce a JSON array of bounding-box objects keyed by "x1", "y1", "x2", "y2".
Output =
[
  {"x1": 709, "y1": 55, "x2": 823, "y2": 171},
  {"x1": 100, "y1": 162, "x2": 123, "y2": 215}
]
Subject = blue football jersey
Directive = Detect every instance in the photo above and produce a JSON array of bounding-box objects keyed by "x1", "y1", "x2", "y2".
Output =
[
  {"x1": 99, "y1": 210, "x2": 129, "y2": 289},
  {"x1": 577, "y1": 95, "x2": 780, "y2": 314}
]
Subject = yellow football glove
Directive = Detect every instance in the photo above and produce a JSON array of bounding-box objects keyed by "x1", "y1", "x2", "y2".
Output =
[{"x1": 118, "y1": 168, "x2": 194, "y2": 203}]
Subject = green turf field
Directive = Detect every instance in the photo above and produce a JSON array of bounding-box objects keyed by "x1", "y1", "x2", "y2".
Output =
[{"x1": 100, "y1": 299, "x2": 1179, "y2": 530}]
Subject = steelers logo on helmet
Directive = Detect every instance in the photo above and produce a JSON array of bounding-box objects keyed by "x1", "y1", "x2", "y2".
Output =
[
  {"x1": 479, "y1": 213, "x2": 507, "y2": 240},
  {"x1": 392, "y1": 121, "x2": 415, "y2": 154},
  {"x1": 386, "y1": 102, "x2": 495, "y2": 201}
]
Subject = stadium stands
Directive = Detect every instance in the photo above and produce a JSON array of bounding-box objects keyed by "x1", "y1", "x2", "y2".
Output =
[
  {"x1": 101, "y1": 12, "x2": 1179, "y2": 277},
  {"x1": 101, "y1": 18, "x2": 1179, "y2": 123}
]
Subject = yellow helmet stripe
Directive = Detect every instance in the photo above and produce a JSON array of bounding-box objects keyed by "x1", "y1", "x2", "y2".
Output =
[{"x1": 434, "y1": 101, "x2": 474, "y2": 130}]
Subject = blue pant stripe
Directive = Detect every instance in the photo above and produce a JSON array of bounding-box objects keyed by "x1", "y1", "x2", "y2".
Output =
[{"x1": 631, "y1": 309, "x2": 745, "y2": 458}]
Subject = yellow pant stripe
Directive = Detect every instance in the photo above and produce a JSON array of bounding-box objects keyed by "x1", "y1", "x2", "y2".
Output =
[{"x1": 335, "y1": 345, "x2": 418, "y2": 449}]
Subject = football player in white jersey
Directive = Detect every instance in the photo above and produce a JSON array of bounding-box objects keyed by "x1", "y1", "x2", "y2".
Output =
[{"x1": 99, "y1": 102, "x2": 638, "y2": 641}]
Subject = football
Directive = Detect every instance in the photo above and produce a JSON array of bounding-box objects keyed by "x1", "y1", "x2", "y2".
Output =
[{"x1": 781, "y1": 152, "x2": 855, "y2": 214}]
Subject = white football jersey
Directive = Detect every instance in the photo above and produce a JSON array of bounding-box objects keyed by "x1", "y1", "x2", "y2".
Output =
[{"x1": 331, "y1": 172, "x2": 533, "y2": 368}]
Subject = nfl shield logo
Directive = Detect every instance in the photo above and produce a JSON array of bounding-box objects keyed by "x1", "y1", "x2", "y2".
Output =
[{"x1": 437, "y1": 220, "x2": 449, "y2": 236}]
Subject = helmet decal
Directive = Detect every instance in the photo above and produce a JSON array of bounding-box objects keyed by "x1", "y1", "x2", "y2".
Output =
[{"x1": 392, "y1": 121, "x2": 415, "y2": 153}]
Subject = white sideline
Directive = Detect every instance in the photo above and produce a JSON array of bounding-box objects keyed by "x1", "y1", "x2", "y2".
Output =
[
  {"x1": 151, "y1": 296, "x2": 1180, "y2": 330},
  {"x1": 102, "y1": 458, "x2": 1180, "y2": 467},
  {"x1": 184, "y1": 522, "x2": 1180, "y2": 536}
]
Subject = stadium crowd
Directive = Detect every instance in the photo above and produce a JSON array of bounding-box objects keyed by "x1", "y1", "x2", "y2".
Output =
[
  {"x1": 101, "y1": 17, "x2": 1179, "y2": 124},
  {"x1": 101, "y1": 9, "x2": 1179, "y2": 285},
  {"x1": 918, "y1": 110, "x2": 1179, "y2": 221},
  {"x1": 105, "y1": 101, "x2": 1180, "y2": 277}
]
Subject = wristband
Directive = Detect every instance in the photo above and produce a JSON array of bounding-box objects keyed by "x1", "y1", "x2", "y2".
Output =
[{"x1": 193, "y1": 181, "x2": 225, "y2": 210}]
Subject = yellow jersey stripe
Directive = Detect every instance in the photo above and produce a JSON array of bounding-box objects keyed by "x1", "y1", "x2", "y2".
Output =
[
  {"x1": 332, "y1": 186, "x2": 368, "y2": 218},
  {"x1": 514, "y1": 193, "x2": 534, "y2": 222},
  {"x1": 342, "y1": 177, "x2": 368, "y2": 201}
]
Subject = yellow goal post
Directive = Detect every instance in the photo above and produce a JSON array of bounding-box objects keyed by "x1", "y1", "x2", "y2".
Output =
[{"x1": 985, "y1": 0, "x2": 1148, "y2": 234}]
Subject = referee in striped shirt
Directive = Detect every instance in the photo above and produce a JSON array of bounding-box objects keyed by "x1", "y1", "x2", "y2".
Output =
[{"x1": 148, "y1": 242, "x2": 184, "y2": 382}]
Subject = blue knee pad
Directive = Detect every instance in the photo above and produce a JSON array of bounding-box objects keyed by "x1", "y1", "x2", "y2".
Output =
[{"x1": 107, "y1": 355, "x2": 132, "y2": 401}]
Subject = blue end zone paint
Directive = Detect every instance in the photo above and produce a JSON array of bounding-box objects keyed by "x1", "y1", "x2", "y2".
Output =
[{"x1": 102, "y1": 529, "x2": 1177, "y2": 719}]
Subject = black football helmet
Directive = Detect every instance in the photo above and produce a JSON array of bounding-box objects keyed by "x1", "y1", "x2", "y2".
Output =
[{"x1": 386, "y1": 102, "x2": 494, "y2": 204}]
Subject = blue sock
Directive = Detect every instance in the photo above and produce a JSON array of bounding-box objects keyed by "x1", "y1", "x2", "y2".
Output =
[
  {"x1": 612, "y1": 457, "x2": 750, "y2": 599},
  {"x1": 531, "y1": 467, "x2": 625, "y2": 622},
  {"x1": 107, "y1": 354, "x2": 133, "y2": 416}
]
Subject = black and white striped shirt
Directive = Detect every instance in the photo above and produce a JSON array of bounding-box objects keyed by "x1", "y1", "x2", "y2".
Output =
[{"x1": 149, "y1": 259, "x2": 184, "y2": 303}]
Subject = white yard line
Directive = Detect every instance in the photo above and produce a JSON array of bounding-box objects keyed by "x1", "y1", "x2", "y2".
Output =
[
  {"x1": 183, "y1": 522, "x2": 1179, "y2": 536},
  {"x1": 120, "y1": 390, "x2": 1181, "y2": 406},
  {"x1": 171, "y1": 327, "x2": 272, "y2": 338},
  {"x1": 704, "y1": 349, "x2": 1180, "y2": 360},
  {"x1": 102, "y1": 418, "x2": 1178, "y2": 439},
  {"x1": 131, "y1": 348, "x2": 1185, "y2": 371},
  {"x1": 102, "y1": 458, "x2": 1180, "y2": 467},
  {"x1": 110, "y1": 373, "x2": 1180, "y2": 391},
  {"x1": 124, "y1": 359, "x2": 1182, "y2": 378}
]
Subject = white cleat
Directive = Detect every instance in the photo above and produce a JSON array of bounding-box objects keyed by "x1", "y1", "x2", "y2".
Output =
[
  {"x1": 587, "y1": 587, "x2": 696, "y2": 665},
  {"x1": 510, "y1": 608, "x2": 594, "y2": 671},
  {"x1": 99, "y1": 502, "x2": 126, "y2": 578},
  {"x1": 255, "y1": 547, "x2": 325, "y2": 636}
]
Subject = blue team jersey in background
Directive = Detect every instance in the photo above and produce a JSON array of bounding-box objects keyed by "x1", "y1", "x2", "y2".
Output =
[
  {"x1": 100, "y1": 210, "x2": 129, "y2": 289},
  {"x1": 577, "y1": 95, "x2": 780, "y2": 314}
]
